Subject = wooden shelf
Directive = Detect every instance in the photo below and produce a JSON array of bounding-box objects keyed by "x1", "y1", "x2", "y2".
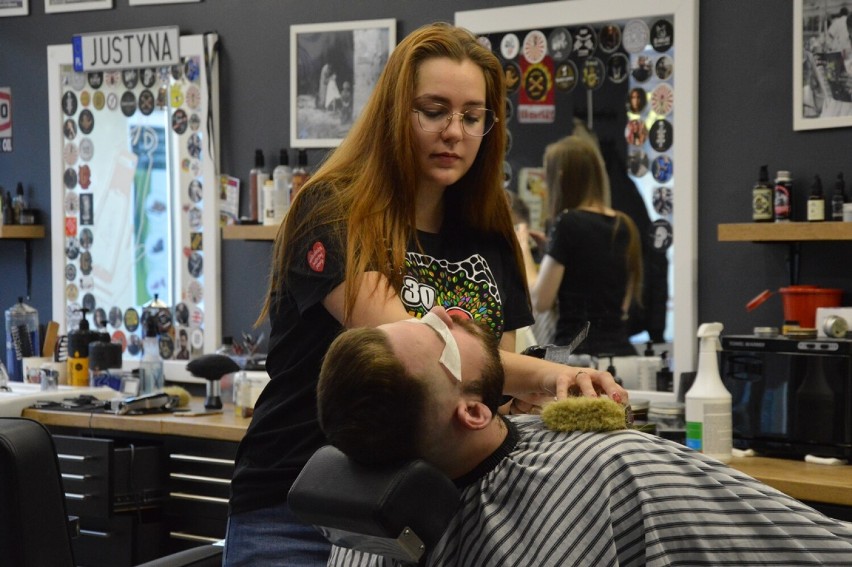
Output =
[
  {"x1": 0, "y1": 225, "x2": 45, "y2": 239},
  {"x1": 718, "y1": 222, "x2": 852, "y2": 242},
  {"x1": 221, "y1": 224, "x2": 278, "y2": 241}
]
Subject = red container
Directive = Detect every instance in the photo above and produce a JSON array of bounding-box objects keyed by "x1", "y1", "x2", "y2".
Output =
[{"x1": 779, "y1": 286, "x2": 843, "y2": 328}]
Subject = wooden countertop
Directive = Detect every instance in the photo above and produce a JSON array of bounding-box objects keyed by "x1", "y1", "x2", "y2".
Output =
[
  {"x1": 22, "y1": 397, "x2": 252, "y2": 442},
  {"x1": 19, "y1": 401, "x2": 852, "y2": 507},
  {"x1": 728, "y1": 456, "x2": 852, "y2": 507}
]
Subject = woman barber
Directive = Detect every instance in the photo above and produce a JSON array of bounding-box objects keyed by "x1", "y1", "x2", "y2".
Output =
[
  {"x1": 223, "y1": 22, "x2": 626, "y2": 566},
  {"x1": 527, "y1": 134, "x2": 643, "y2": 358}
]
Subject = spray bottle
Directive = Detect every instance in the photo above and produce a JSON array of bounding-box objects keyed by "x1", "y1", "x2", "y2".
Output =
[{"x1": 685, "y1": 322, "x2": 732, "y2": 462}]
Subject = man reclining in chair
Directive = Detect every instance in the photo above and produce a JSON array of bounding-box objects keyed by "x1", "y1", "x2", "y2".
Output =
[{"x1": 317, "y1": 306, "x2": 852, "y2": 566}]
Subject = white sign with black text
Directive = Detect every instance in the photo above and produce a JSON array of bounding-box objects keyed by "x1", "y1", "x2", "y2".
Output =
[
  {"x1": 72, "y1": 27, "x2": 180, "y2": 72},
  {"x1": 0, "y1": 87, "x2": 12, "y2": 153}
]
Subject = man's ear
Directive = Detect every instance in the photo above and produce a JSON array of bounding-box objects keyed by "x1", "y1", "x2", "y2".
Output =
[{"x1": 455, "y1": 400, "x2": 492, "y2": 431}]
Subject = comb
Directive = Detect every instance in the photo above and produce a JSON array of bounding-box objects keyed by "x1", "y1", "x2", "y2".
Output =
[
  {"x1": 11, "y1": 324, "x2": 34, "y2": 360},
  {"x1": 54, "y1": 335, "x2": 69, "y2": 362}
]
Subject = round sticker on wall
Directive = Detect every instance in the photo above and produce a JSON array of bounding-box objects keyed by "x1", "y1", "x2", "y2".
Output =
[
  {"x1": 87, "y1": 72, "x2": 103, "y2": 90},
  {"x1": 93, "y1": 91, "x2": 105, "y2": 110},
  {"x1": 80, "y1": 275, "x2": 94, "y2": 291},
  {"x1": 555, "y1": 61, "x2": 579, "y2": 92},
  {"x1": 650, "y1": 19, "x2": 674, "y2": 52},
  {"x1": 500, "y1": 33, "x2": 520, "y2": 60},
  {"x1": 69, "y1": 72, "x2": 86, "y2": 91},
  {"x1": 82, "y1": 292, "x2": 96, "y2": 312},
  {"x1": 653, "y1": 186, "x2": 674, "y2": 216},
  {"x1": 190, "y1": 328, "x2": 204, "y2": 350},
  {"x1": 63, "y1": 142, "x2": 79, "y2": 167},
  {"x1": 124, "y1": 308, "x2": 140, "y2": 333},
  {"x1": 107, "y1": 92, "x2": 119, "y2": 111},
  {"x1": 631, "y1": 55, "x2": 653, "y2": 83},
  {"x1": 504, "y1": 61, "x2": 521, "y2": 95},
  {"x1": 65, "y1": 263, "x2": 77, "y2": 281},
  {"x1": 159, "y1": 334, "x2": 175, "y2": 360},
  {"x1": 66, "y1": 284, "x2": 79, "y2": 302},
  {"x1": 172, "y1": 109, "x2": 188, "y2": 134},
  {"x1": 80, "y1": 251, "x2": 93, "y2": 276},
  {"x1": 79, "y1": 165, "x2": 92, "y2": 189},
  {"x1": 188, "y1": 206, "x2": 203, "y2": 230},
  {"x1": 108, "y1": 306, "x2": 123, "y2": 329},
  {"x1": 63, "y1": 119, "x2": 77, "y2": 141},
  {"x1": 189, "y1": 113, "x2": 201, "y2": 131},
  {"x1": 66, "y1": 237, "x2": 80, "y2": 260},
  {"x1": 188, "y1": 280, "x2": 203, "y2": 304},
  {"x1": 548, "y1": 27, "x2": 572, "y2": 61},
  {"x1": 186, "y1": 85, "x2": 201, "y2": 110},
  {"x1": 625, "y1": 119, "x2": 648, "y2": 146},
  {"x1": 78, "y1": 110, "x2": 94, "y2": 135},
  {"x1": 655, "y1": 55, "x2": 674, "y2": 80},
  {"x1": 122, "y1": 69, "x2": 139, "y2": 89},
  {"x1": 79, "y1": 227, "x2": 93, "y2": 249},
  {"x1": 141, "y1": 67, "x2": 157, "y2": 88},
  {"x1": 650, "y1": 83, "x2": 674, "y2": 115},
  {"x1": 138, "y1": 90, "x2": 155, "y2": 116},
  {"x1": 582, "y1": 57, "x2": 605, "y2": 91},
  {"x1": 187, "y1": 133, "x2": 202, "y2": 159},
  {"x1": 79, "y1": 138, "x2": 94, "y2": 162},
  {"x1": 622, "y1": 19, "x2": 650, "y2": 53},
  {"x1": 64, "y1": 191, "x2": 79, "y2": 214},
  {"x1": 62, "y1": 91, "x2": 78, "y2": 117},
  {"x1": 104, "y1": 71, "x2": 121, "y2": 88},
  {"x1": 170, "y1": 84, "x2": 185, "y2": 108},
  {"x1": 188, "y1": 252, "x2": 203, "y2": 278},
  {"x1": 652, "y1": 155, "x2": 674, "y2": 183},
  {"x1": 80, "y1": 91, "x2": 91, "y2": 108},
  {"x1": 650, "y1": 219, "x2": 673, "y2": 252},
  {"x1": 627, "y1": 87, "x2": 647, "y2": 114},
  {"x1": 120, "y1": 91, "x2": 137, "y2": 117},
  {"x1": 628, "y1": 148, "x2": 649, "y2": 177},
  {"x1": 188, "y1": 179, "x2": 203, "y2": 203},
  {"x1": 522, "y1": 30, "x2": 548, "y2": 64},
  {"x1": 649, "y1": 119, "x2": 673, "y2": 152},
  {"x1": 63, "y1": 168, "x2": 78, "y2": 190},
  {"x1": 94, "y1": 308, "x2": 108, "y2": 329},
  {"x1": 607, "y1": 53, "x2": 629, "y2": 84},
  {"x1": 185, "y1": 58, "x2": 201, "y2": 82},
  {"x1": 598, "y1": 24, "x2": 622, "y2": 53},
  {"x1": 174, "y1": 302, "x2": 190, "y2": 326},
  {"x1": 572, "y1": 25, "x2": 597, "y2": 58}
]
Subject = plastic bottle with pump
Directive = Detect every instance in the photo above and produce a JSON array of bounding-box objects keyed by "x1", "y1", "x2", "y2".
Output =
[
  {"x1": 139, "y1": 315, "x2": 163, "y2": 394},
  {"x1": 685, "y1": 322, "x2": 732, "y2": 462},
  {"x1": 67, "y1": 308, "x2": 100, "y2": 387},
  {"x1": 655, "y1": 351, "x2": 673, "y2": 392},
  {"x1": 272, "y1": 148, "x2": 293, "y2": 223},
  {"x1": 635, "y1": 341, "x2": 661, "y2": 391},
  {"x1": 290, "y1": 149, "x2": 310, "y2": 203}
]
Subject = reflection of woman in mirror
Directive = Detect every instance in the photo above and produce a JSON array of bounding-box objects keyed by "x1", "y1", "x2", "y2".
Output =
[{"x1": 524, "y1": 135, "x2": 642, "y2": 357}]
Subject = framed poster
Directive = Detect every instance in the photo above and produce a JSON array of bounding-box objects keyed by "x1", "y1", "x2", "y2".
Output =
[
  {"x1": 290, "y1": 18, "x2": 396, "y2": 147},
  {"x1": 0, "y1": 0, "x2": 28, "y2": 17},
  {"x1": 45, "y1": 0, "x2": 111, "y2": 13},
  {"x1": 794, "y1": 0, "x2": 852, "y2": 130}
]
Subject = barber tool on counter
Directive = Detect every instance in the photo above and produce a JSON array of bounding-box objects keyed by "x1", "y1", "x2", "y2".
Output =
[
  {"x1": 4, "y1": 296, "x2": 40, "y2": 382},
  {"x1": 186, "y1": 353, "x2": 240, "y2": 410},
  {"x1": 67, "y1": 308, "x2": 106, "y2": 387}
]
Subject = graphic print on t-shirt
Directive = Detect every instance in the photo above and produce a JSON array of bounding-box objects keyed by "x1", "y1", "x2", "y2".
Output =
[{"x1": 400, "y1": 252, "x2": 504, "y2": 337}]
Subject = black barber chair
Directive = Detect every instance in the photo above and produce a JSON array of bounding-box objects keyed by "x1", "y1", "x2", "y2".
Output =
[
  {"x1": 289, "y1": 444, "x2": 460, "y2": 565},
  {"x1": 0, "y1": 417, "x2": 222, "y2": 567}
]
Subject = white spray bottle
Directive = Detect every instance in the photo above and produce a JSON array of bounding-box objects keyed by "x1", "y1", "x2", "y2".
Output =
[{"x1": 685, "y1": 322, "x2": 732, "y2": 462}]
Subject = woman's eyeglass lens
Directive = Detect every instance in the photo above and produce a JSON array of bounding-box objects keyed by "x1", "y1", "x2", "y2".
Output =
[{"x1": 412, "y1": 104, "x2": 497, "y2": 137}]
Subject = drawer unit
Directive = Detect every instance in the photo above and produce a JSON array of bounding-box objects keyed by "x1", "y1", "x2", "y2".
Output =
[
  {"x1": 163, "y1": 436, "x2": 237, "y2": 550},
  {"x1": 73, "y1": 512, "x2": 165, "y2": 567}
]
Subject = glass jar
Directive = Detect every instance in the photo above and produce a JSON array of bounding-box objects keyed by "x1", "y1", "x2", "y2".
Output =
[{"x1": 648, "y1": 402, "x2": 685, "y2": 431}]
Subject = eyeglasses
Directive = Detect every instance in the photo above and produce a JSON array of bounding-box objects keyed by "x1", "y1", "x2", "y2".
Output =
[{"x1": 412, "y1": 102, "x2": 498, "y2": 137}]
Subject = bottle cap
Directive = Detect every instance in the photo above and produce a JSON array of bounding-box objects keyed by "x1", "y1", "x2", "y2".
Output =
[
  {"x1": 758, "y1": 165, "x2": 769, "y2": 183},
  {"x1": 254, "y1": 149, "x2": 265, "y2": 168},
  {"x1": 279, "y1": 149, "x2": 289, "y2": 166}
]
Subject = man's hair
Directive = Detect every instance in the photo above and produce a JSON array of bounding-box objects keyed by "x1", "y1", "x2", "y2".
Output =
[
  {"x1": 318, "y1": 327, "x2": 427, "y2": 466},
  {"x1": 318, "y1": 321, "x2": 505, "y2": 467}
]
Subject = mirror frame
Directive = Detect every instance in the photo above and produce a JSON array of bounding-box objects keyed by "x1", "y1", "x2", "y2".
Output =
[
  {"x1": 456, "y1": 0, "x2": 699, "y2": 393},
  {"x1": 47, "y1": 34, "x2": 222, "y2": 380}
]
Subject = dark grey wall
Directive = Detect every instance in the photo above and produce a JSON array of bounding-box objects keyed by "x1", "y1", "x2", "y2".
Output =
[{"x1": 1, "y1": 1, "x2": 850, "y2": 367}]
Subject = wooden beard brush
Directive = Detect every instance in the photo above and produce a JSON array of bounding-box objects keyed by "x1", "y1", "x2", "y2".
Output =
[{"x1": 541, "y1": 397, "x2": 631, "y2": 432}]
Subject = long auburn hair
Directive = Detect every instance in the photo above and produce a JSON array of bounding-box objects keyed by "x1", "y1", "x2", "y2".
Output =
[
  {"x1": 259, "y1": 22, "x2": 525, "y2": 324},
  {"x1": 543, "y1": 135, "x2": 643, "y2": 307}
]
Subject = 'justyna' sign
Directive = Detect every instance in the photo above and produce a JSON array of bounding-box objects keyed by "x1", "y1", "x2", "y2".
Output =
[{"x1": 72, "y1": 27, "x2": 180, "y2": 72}]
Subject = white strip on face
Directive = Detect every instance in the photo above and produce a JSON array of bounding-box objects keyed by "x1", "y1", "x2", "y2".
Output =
[{"x1": 404, "y1": 311, "x2": 462, "y2": 382}]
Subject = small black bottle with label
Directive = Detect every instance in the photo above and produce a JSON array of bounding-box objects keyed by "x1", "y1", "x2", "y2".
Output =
[
  {"x1": 806, "y1": 174, "x2": 825, "y2": 222},
  {"x1": 831, "y1": 172, "x2": 846, "y2": 221},
  {"x1": 752, "y1": 165, "x2": 773, "y2": 222}
]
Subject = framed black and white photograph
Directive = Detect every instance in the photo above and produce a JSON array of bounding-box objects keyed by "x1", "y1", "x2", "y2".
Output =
[
  {"x1": 794, "y1": 0, "x2": 852, "y2": 130},
  {"x1": 0, "y1": 0, "x2": 28, "y2": 17},
  {"x1": 290, "y1": 18, "x2": 396, "y2": 147},
  {"x1": 45, "y1": 0, "x2": 112, "y2": 13}
]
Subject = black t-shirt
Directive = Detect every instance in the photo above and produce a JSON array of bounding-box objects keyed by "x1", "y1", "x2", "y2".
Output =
[
  {"x1": 546, "y1": 209, "x2": 634, "y2": 356},
  {"x1": 229, "y1": 211, "x2": 533, "y2": 515}
]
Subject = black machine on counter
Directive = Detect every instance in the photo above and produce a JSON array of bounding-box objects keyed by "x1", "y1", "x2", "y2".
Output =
[{"x1": 721, "y1": 335, "x2": 852, "y2": 460}]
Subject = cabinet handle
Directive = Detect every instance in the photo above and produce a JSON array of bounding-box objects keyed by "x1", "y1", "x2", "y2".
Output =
[
  {"x1": 79, "y1": 529, "x2": 111, "y2": 538},
  {"x1": 170, "y1": 472, "x2": 231, "y2": 485},
  {"x1": 169, "y1": 491, "x2": 229, "y2": 504},
  {"x1": 64, "y1": 492, "x2": 88, "y2": 501},
  {"x1": 57, "y1": 453, "x2": 88, "y2": 462},
  {"x1": 170, "y1": 453, "x2": 234, "y2": 466},
  {"x1": 169, "y1": 531, "x2": 222, "y2": 543},
  {"x1": 61, "y1": 473, "x2": 89, "y2": 481}
]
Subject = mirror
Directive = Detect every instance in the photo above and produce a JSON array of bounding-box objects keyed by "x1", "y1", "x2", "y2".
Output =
[
  {"x1": 47, "y1": 34, "x2": 221, "y2": 375},
  {"x1": 456, "y1": 0, "x2": 698, "y2": 391}
]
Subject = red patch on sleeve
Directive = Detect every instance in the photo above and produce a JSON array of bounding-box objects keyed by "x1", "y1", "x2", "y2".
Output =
[{"x1": 307, "y1": 241, "x2": 326, "y2": 273}]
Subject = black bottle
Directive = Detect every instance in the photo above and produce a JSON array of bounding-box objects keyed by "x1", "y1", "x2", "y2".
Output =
[{"x1": 831, "y1": 173, "x2": 846, "y2": 221}]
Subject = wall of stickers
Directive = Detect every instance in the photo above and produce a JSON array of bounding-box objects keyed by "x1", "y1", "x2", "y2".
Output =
[{"x1": 47, "y1": 34, "x2": 221, "y2": 366}]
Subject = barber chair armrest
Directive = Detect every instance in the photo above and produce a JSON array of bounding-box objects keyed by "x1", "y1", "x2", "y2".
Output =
[{"x1": 288, "y1": 445, "x2": 460, "y2": 564}]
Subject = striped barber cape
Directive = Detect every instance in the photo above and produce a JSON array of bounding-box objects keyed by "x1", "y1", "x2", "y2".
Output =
[{"x1": 329, "y1": 415, "x2": 852, "y2": 566}]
